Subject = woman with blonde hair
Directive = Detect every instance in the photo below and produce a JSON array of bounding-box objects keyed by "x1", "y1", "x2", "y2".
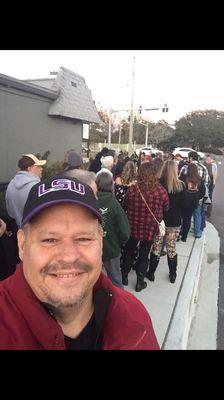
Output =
[
  {"x1": 122, "y1": 162, "x2": 169, "y2": 292},
  {"x1": 146, "y1": 160, "x2": 185, "y2": 283}
]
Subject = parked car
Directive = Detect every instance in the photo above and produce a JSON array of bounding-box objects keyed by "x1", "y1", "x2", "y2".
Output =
[
  {"x1": 82, "y1": 145, "x2": 88, "y2": 153},
  {"x1": 172, "y1": 147, "x2": 205, "y2": 160},
  {"x1": 136, "y1": 146, "x2": 163, "y2": 157}
]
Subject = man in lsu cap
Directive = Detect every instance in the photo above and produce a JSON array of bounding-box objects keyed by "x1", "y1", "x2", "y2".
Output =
[
  {"x1": 6, "y1": 154, "x2": 47, "y2": 228},
  {"x1": 0, "y1": 174, "x2": 159, "y2": 350}
]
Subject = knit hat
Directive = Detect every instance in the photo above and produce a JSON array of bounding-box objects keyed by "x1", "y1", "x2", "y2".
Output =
[
  {"x1": 67, "y1": 151, "x2": 83, "y2": 168},
  {"x1": 21, "y1": 174, "x2": 102, "y2": 227}
]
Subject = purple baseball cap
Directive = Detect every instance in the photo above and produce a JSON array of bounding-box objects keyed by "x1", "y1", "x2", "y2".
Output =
[{"x1": 21, "y1": 174, "x2": 102, "y2": 226}]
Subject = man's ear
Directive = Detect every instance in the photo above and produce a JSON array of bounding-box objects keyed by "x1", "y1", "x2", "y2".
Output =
[{"x1": 17, "y1": 229, "x2": 25, "y2": 261}]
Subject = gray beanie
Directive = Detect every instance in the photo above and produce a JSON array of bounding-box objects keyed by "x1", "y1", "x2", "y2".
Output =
[{"x1": 67, "y1": 151, "x2": 83, "y2": 168}]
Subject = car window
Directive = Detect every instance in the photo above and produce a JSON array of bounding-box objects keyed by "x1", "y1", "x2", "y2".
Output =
[{"x1": 179, "y1": 148, "x2": 192, "y2": 152}]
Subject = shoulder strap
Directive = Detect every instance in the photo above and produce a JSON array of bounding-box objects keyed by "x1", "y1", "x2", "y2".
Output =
[{"x1": 137, "y1": 185, "x2": 160, "y2": 226}]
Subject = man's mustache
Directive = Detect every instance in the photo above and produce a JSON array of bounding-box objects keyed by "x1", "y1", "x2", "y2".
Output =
[{"x1": 42, "y1": 260, "x2": 92, "y2": 274}]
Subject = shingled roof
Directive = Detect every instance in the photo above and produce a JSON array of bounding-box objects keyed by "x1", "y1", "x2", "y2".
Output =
[{"x1": 27, "y1": 67, "x2": 101, "y2": 124}]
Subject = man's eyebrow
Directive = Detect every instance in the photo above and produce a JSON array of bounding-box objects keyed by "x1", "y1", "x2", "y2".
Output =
[{"x1": 38, "y1": 230, "x2": 96, "y2": 236}]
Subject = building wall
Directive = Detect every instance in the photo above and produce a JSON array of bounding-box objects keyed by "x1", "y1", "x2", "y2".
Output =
[{"x1": 0, "y1": 86, "x2": 82, "y2": 182}]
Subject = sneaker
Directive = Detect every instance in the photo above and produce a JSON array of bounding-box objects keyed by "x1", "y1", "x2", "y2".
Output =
[
  {"x1": 160, "y1": 250, "x2": 167, "y2": 256},
  {"x1": 181, "y1": 238, "x2": 186, "y2": 242},
  {"x1": 195, "y1": 235, "x2": 202, "y2": 239}
]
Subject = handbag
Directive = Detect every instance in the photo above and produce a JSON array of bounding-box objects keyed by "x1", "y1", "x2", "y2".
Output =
[{"x1": 137, "y1": 186, "x2": 166, "y2": 236}]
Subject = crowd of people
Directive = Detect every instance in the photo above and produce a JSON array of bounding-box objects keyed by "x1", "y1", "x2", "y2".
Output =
[{"x1": 0, "y1": 146, "x2": 217, "y2": 349}]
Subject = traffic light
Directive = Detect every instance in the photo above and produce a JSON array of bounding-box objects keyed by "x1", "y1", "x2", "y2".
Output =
[
  {"x1": 139, "y1": 106, "x2": 142, "y2": 114},
  {"x1": 128, "y1": 115, "x2": 130, "y2": 122},
  {"x1": 162, "y1": 103, "x2": 168, "y2": 112}
]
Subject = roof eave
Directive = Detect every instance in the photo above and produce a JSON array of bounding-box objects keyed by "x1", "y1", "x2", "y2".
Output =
[{"x1": 0, "y1": 73, "x2": 58, "y2": 100}]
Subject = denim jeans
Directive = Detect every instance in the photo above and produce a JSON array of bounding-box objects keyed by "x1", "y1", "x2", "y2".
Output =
[
  {"x1": 103, "y1": 255, "x2": 123, "y2": 289},
  {"x1": 193, "y1": 204, "x2": 202, "y2": 237}
]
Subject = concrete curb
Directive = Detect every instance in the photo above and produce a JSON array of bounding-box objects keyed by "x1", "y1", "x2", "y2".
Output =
[{"x1": 162, "y1": 232, "x2": 206, "y2": 350}]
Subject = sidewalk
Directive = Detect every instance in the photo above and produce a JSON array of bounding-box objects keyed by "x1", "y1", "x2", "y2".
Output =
[{"x1": 125, "y1": 229, "x2": 206, "y2": 349}]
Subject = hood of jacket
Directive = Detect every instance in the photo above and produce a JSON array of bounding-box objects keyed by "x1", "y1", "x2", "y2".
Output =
[{"x1": 10, "y1": 171, "x2": 40, "y2": 190}]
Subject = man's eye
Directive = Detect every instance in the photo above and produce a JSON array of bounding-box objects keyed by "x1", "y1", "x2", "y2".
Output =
[
  {"x1": 42, "y1": 238, "x2": 57, "y2": 243},
  {"x1": 77, "y1": 238, "x2": 91, "y2": 242}
]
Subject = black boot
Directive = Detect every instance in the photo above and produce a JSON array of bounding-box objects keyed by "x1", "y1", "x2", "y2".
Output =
[
  {"x1": 167, "y1": 254, "x2": 177, "y2": 283},
  {"x1": 122, "y1": 273, "x2": 128, "y2": 286},
  {"x1": 135, "y1": 273, "x2": 147, "y2": 292},
  {"x1": 146, "y1": 252, "x2": 160, "y2": 282}
]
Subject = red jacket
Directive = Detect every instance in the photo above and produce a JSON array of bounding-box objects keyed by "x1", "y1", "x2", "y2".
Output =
[{"x1": 0, "y1": 265, "x2": 159, "y2": 350}]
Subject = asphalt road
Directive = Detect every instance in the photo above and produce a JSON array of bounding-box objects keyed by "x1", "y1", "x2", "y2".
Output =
[{"x1": 207, "y1": 155, "x2": 224, "y2": 349}]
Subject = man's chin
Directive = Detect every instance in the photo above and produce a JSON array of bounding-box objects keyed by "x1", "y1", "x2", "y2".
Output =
[{"x1": 43, "y1": 286, "x2": 91, "y2": 309}]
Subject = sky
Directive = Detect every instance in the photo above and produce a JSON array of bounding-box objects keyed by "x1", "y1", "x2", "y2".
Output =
[{"x1": 1, "y1": 50, "x2": 224, "y2": 125}]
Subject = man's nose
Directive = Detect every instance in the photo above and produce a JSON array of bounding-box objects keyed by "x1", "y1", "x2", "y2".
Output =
[{"x1": 55, "y1": 239, "x2": 80, "y2": 263}]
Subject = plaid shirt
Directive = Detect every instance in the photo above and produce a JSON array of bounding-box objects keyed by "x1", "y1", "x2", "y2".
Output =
[
  {"x1": 123, "y1": 184, "x2": 169, "y2": 241},
  {"x1": 179, "y1": 161, "x2": 210, "y2": 185}
]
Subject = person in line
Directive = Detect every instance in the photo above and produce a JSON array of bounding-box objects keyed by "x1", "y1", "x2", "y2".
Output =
[
  {"x1": 203, "y1": 154, "x2": 217, "y2": 217},
  {"x1": 89, "y1": 147, "x2": 109, "y2": 174},
  {"x1": 112, "y1": 152, "x2": 125, "y2": 181},
  {"x1": 96, "y1": 155, "x2": 114, "y2": 177},
  {"x1": 122, "y1": 162, "x2": 169, "y2": 292},
  {"x1": 179, "y1": 151, "x2": 209, "y2": 238},
  {"x1": 114, "y1": 161, "x2": 137, "y2": 205},
  {"x1": 152, "y1": 157, "x2": 166, "y2": 256},
  {"x1": 96, "y1": 171, "x2": 130, "y2": 289},
  {"x1": 114, "y1": 161, "x2": 138, "y2": 271},
  {"x1": 178, "y1": 163, "x2": 205, "y2": 242},
  {"x1": 146, "y1": 160, "x2": 185, "y2": 284},
  {"x1": 64, "y1": 150, "x2": 84, "y2": 173},
  {"x1": 6, "y1": 154, "x2": 47, "y2": 228},
  {"x1": 0, "y1": 210, "x2": 20, "y2": 280},
  {"x1": 0, "y1": 174, "x2": 159, "y2": 350},
  {"x1": 65, "y1": 169, "x2": 97, "y2": 197},
  {"x1": 137, "y1": 152, "x2": 146, "y2": 169}
]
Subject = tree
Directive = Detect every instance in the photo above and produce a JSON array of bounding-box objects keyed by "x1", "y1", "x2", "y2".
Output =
[
  {"x1": 89, "y1": 109, "x2": 108, "y2": 143},
  {"x1": 171, "y1": 110, "x2": 224, "y2": 150}
]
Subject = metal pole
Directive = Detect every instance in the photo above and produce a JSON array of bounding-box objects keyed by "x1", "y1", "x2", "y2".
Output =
[
  {"x1": 145, "y1": 124, "x2": 149, "y2": 147},
  {"x1": 108, "y1": 114, "x2": 112, "y2": 149},
  {"x1": 128, "y1": 56, "x2": 135, "y2": 155},
  {"x1": 118, "y1": 124, "x2": 122, "y2": 148}
]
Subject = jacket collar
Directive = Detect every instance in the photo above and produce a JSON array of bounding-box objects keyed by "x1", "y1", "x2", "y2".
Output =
[{"x1": 9, "y1": 265, "x2": 111, "y2": 349}]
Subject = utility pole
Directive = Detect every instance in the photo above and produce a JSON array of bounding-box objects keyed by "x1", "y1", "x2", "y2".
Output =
[
  {"x1": 128, "y1": 56, "x2": 135, "y2": 155},
  {"x1": 118, "y1": 124, "x2": 122, "y2": 147},
  {"x1": 108, "y1": 108, "x2": 113, "y2": 149},
  {"x1": 145, "y1": 124, "x2": 149, "y2": 147}
]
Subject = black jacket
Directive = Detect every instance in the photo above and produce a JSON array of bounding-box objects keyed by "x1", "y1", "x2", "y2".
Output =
[
  {"x1": 160, "y1": 178, "x2": 185, "y2": 227},
  {"x1": 0, "y1": 209, "x2": 20, "y2": 280}
]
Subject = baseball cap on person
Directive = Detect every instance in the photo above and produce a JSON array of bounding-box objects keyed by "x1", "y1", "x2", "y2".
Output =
[
  {"x1": 21, "y1": 174, "x2": 102, "y2": 227},
  {"x1": 22, "y1": 154, "x2": 47, "y2": 166},
  {"x1": 67, "y1": 151, "x2": 83, "y2": 168}
]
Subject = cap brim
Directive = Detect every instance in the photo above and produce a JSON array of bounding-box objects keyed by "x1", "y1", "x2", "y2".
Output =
[
  {"x1": 21, "y1": 199, "x2": 102, "y2": 226},
  {"x1": 34, "y1": 160, "x2": 47, "y2": 166}
]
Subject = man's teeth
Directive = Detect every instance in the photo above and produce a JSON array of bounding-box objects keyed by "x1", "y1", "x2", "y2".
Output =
[{"x1": 57, "y1": 273, "x2": 79, "y2": 278}]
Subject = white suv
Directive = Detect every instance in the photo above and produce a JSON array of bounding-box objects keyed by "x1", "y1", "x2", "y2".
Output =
[
  {"x1": 172, "y1": 147, "x2": 205, "y2": 160},
  {"x1": 136, "y1": 146, "x2": 163, "y2": 157}
]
